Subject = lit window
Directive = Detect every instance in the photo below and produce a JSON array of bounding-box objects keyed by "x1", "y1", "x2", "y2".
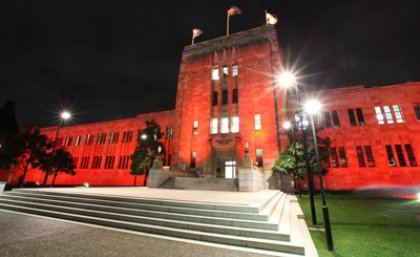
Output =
[
  {"x1": 75, "y1": 135, "x2": 82, "y2": 146},
  {"x1": 231, "y1": 116, "x2": 239, "y2": 133},
  {"x1": 221, "y1": 117, "x2": 229, "y2": 134},
  {"x1": 256, "y1": 149, "x2": 263, "y2": 167},
  {"x1": 383, "y1": 106, "x2": 394, "y2": 124},
  {"x1": 223, "y1": 66, "x2": 228, "y2": 77},
  {"x1": 392, "y1": 105, "x2": 404, "y2": 123},
  {"x1": 193, "y1": 121, "x2": 198, "y2": 135},
  {"x1": 375, "y1": 107, "x2": 385, "y2": 125},
  {"x1": 210, "y1": 119, "x2": 218, "y2": 134},
  {"x1": 212, "y1": 67, "x2": 219, "y2": 80},
  {"x1": 254, "y1": 114, "x2": 261, "y2": 130},
  {"x1": 232, "y1": 65, "x2": 238, "y2": 76}
]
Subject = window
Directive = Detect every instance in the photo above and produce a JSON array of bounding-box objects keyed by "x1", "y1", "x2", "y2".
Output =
[
  {"x1": 222, "y1": 89, "x2": 228, "y2": 105},
  {"x1": 356, "y1": 146, "x2": 366, "y2": 167},
  {"x1": 383, "y1": 106, "x2": 394, "y2": 124},
  {"x1": 393, "y1": 105, "x2": 404, "y2": 123},
  {"x1": 413, "y1": 104, "x2": 420, "y2": 121},
  {"x1": 364, "y1": 146, "x2": 375, "y2": 167},
  {"x1": 65, "y1": 136, "x2": 73, "y2": 147},
  {"x1": 221, "y1": 117, "x2": 229, "y2": 133},
  {"x1": 223, "y1": 66, "x2": 228, "y2": 77},
  {"x1": 332, "y1": 110, "x2": 340, "y2": 127},
  {"x1": 330, "y1": 148, "x2": 339, "y2": 168},
  {"x1": 122, "y1": 131, "x2": 133, "y2": 143},
  {"x1": 191, "y1": 152, "x2": 196, "y2": 168},
  {"x1": 338, "y1": 147, "x2": 347, "y2": 167},
  {"x1": 92, "y1": 156, "x2": 102, "y2": 169},
  {"x1": 109, "y1": 132, "x2": 119, "y2": 144},
  {"x1": 104, "y1": 156, "x2": 115, "y2": 169},
  {"x1": 97, "y1": 133, "x2": 107, "y2": 144},
  {"x1": 210, "y1": 119, "x2": 218, "y2": 134},
  {"x1": 73, "y1": 157, "x2": 79, "y2": 168},
  {"x1": 348, "y1": 109, "x2": 357, "y2": 127},
  {"x1": 118, "y1": 155, "x2": 130, "y2": 169},
  {"x1": 385, "y1": 145, "x2": 396, "y2": 167},
  {"x1": 192, "y1": 121, "x2": 198, "y2": 135},
  {"x1": 212, "y1": 67, "x2": 219, "y2": 80},
  {"x1": 375, "y1": 107, "x2": 385, "y2": 125},
  {"x1": 356, "y1": 108, "x2": 365, "y2": 125},
  {"x1": 254, "y1": 114, "x2": 262, "y2": 130},
  {"x1": 316, "y1": 113, "x2": 324, "y2": 129},
  {"x1": 256, "y1": 149, "x2": 263, "y2": 167},
  {"x1": 405, "y1": 144, "x2": 417, "y2": 166},
  {"x1": 232, "y1": 88, "x2": 238, "y2": 104},
  {"x1": 75, "y1": 135, "x2": 82, "y2": 146},
  {"x1": 212, "y1": 91, "x2": 218, "y2": 106},
  {"x1": 86, "y1": 134, "x2": 94, "y2": 145},
  {"x1": 395, "y1": 145, "x2": 407, "y2": 167},
  {"x1": 232, "y1": 65, "x2": 238, "y2": 76},
  {"x1": 231, "y1": 116, "x2": 239, "y2": 133},
  {"x1": 80, "y1": 157, "x2": 90, "y2": 169},
  {"x1": 324, "y1": 112, "x2": 332, "y2": 128}
]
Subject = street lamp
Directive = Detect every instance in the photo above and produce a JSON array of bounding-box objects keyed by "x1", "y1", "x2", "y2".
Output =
[
  {"x1": 43, "y1": 111, "x2": 72, "y2": 186},
  {"x1": 304, "y1": 99, "x2": 334, "y2": 251},
  {"x1": 279, "y1": 71, "x2": 317, "y2": 225}
]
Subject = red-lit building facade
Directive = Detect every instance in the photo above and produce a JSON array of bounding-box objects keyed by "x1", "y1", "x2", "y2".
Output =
[{"x1": 11, "y1": 25, "x2": 420, "y2": 190}]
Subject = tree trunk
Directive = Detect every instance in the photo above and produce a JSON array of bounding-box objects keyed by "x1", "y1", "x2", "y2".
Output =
[
  {"x1": 133, "y1": 174, "x2": 137, "y2": 186},
  {"x1": 42, "y1": 170, "x2": 50, "y2": 187},
  {"x1": 143, "y1": 169, "x2": 148, "y2": 187},
  {"x1": 51, "y1": 169, "x2": 58, "y2": 187},
  {"x1": 19, "y1": 161, "x2": 31, "y2": 188}
]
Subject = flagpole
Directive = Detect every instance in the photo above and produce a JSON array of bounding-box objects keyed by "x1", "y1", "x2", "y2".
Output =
[
  {"x1": 265, "y1": 10, "x2": 268, "y2": 26},
  {"x1": 192, "y1": 36, "x2": 194, "y2": 45},
  {"x1": 227, "y1": 11, "x2": 230, "y2": 36}
]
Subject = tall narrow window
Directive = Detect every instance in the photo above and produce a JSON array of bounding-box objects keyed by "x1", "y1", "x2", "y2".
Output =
[
  {"x1": 65, "y1": 136, "x2": 73, "y2": 147},
  {"x1": 375, "y1": 107, "x2": 385, "y2": 125},
  {"x1": 324, "y1": 112, "x2": 332, "y2": 128},
  {"x1": 92, "y1": 156, "x2": 102, "y2": 169},
  {"x1": 395, "y1": 145, "x2": 407, "y2": 167},
  {"x1": 232, "y1": 65, "x2": 238, "y2": 76},
  {"x1": 192, "y1": 121, "x2": 198, "y2": 135},
  {"x1": 316, "y1": 113, "x2": 324, "y2": 129},
  {"x1": 109, "y1": 132, "x2": 119, "y2": 144},
  {"x1": 75, "y1": 135, "x2": 82, "y2": 146},
  {"x1": 330, "y1": 148, "x2": 339, "y2": 168},
  {"x1": 222, "y1": 90, "x2": 228, "y2": 105},
  {"x1": 223, "y1": 66, "x2": 228, "y2": 77},
  {"x1": 256, "y1": 149, "x2": 263, "y2": 167},
  {"x1": 210, "y1": 119, "x2": 218, "y2": 134},
  {"x1": 86, "y1": 134, "x2": 94, "y2": 145},
  {"x1": 232, "y1": 88, "x2": 238, "y2": 103},
  {"x1": 356, "y1": 108, "x2": 365, "y2": 125},
  {"x1": 221, "y1": 117, "x2": 229, "y2": 134},
  {"x1": 392, "y1": 105, "x2": 404, "y2": 123},
  {"x1": 356, "y1": 146, "x2": 366, "y2": 167},
  {"x1": 413, "y1": 104, "x2": 420, "y2": 122},
  {"x1": 383, "y1": 106, "x2": 394, "y2": 124},
  {"x1": 405, "y1": 144, "x2": 417, "y2": 166},
  {"x1": 231, "y1": 116, "x2": 239, "y2": 133},
  {"x1": 332, "y1": 110, "x2": 340, "y2": 127},
  {"x1": 385, "y1": 145, "x2": 396, "y2": 167},
  {"x1": 348, "y1": 109, "x2": 357, "y2": 127},
  {"x1": 212, "y1": 67, "x2": 219, "y2": 80},
  {"x1": 254, "y1": 114, "x2": 262, "y2": 130},
  {"x1": 212, "y1": 91, "x2": 218, "y2": 106},
  {"x1": 364, "y1": 146, "x2": 375, "y2": 167},
  {"x1": 338, "y1": 147, "x2": 347, "y2": 167},
  {"x1": 191, "y1": 152, "x2": 196, "y2": 168}
]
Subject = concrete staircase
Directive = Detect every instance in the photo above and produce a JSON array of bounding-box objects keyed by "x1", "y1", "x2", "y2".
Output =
[
  {"x1": 160, "y1": 177, "x2": 239, "y2": 191},
  {"x1": 0, "y1": 189, "x2": 312, "y2": 256}
]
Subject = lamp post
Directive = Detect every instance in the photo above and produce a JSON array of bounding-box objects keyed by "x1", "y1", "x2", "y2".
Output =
[
  {"x1": 304, "y1": 99, "x2": 334, "y2": 251},
  {"x1": 44, "y1": 111, "x2": 71, "y2": 187},
  {"x1": 279, "y1": 72, "x2": 317, "y2": 225}
]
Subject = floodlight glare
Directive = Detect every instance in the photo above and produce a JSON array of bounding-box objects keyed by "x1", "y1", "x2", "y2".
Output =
[
  {"x1": 61, "y1": 111, "x2": 71, "y2": 120},
  {"x1": 304, "y1": 99, "x2": 322, "y2": 114},
  {"x1": 283, "y1": 121, "x2": 292, "y2": 130},
  {"x1": 278, "y1": 72, "x2": 296, "y2": 88}
]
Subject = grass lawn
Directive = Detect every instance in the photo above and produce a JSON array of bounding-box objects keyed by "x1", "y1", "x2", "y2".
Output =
[{"x1": 298, "y1": 193, "x2": 420, "y2": 257}]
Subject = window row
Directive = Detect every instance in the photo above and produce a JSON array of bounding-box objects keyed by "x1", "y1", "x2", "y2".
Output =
[
  {"x1": 76, "y1": 155, "x2": 131, "y2": 170},
  {"x1": 212, "y1": 65, "x2": 238, "y2": 80},
  {"x1": 329, "y1": 144, "x2": 417, "y2": 168},
  {"x1": 57, "y1": 131, "x2": 134, "y2": 148},
  {"x1": 212, "y1": 88, "x2": 238, "y2": 106}
]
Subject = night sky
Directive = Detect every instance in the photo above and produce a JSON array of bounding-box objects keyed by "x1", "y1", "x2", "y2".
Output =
[{"x1": 1, "y1": 0, "x2": 419, "y2": 128}]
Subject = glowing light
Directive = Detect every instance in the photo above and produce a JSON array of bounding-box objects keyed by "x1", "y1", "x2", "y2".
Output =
[
  {"x1": 61, "y1": 111, "x2": 71, "y2": 120},
  {"x1": 304, "y1": 99, "x2": 322, "y2": 114},
  {"x1": 417, "y1": 192, "x2": 420, "y2": 201},
  {"x1": 283, "y1": 121, "x2": 292, "y2": 130},
  {"x1": 83, "y1": 183, "x2": 89, "y2": 187},
  {"x1": 141, "y1": 134, "x2": 147, "y2": 140},
  {"x1": 278, "y1": 72, "x2": 297, "y2": 88}
]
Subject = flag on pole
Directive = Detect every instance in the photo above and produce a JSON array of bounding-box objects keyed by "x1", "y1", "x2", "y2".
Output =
[
  {"x1": 266, "y1": 11, "x2": 278, "y2": 25},
  {"x1": 228, "y1": 5, "x2": 242, "y2": 17},
  {"x1": 191, "y1": 28, "x2": 203, "y2": 45}
]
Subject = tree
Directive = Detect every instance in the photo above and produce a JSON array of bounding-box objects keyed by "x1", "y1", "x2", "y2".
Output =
[
  {"x1": 272, "y1": 135, "x2": 330, "y2": 179},
  {"x1": 0, "y1": 101, "x2": 19, "y2": 169},
  {"x1": 40, "y1": 148, "x2": 76, "y2": 187},
  {"x1": 4, "y1": 128, "x2": 52, "y2": 187},
  {"x1": 130, "y1": 120, "x2": 164, "y2": 186}
]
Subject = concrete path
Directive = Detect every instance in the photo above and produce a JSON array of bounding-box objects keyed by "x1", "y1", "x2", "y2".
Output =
[{"x1": 0, "y1": 211, "x2": 277, "y2": 257}]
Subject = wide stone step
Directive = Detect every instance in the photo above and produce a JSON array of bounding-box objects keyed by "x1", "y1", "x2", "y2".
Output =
[
  {"x1": 0, "y1": 194, "x2": 280, "y2": 232},
  {"x1": 171, "y1": 177, "x2": 239, "y2": 191},
  {"x1": 11, "y1": 189, "x2": 257, "y2": 213},
  {"x1": 0, "y1": 202, "x2": 304, "y2": 255},
  {"x1": 5, "y1": 191, "x2": 272, "y2": 223}
]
